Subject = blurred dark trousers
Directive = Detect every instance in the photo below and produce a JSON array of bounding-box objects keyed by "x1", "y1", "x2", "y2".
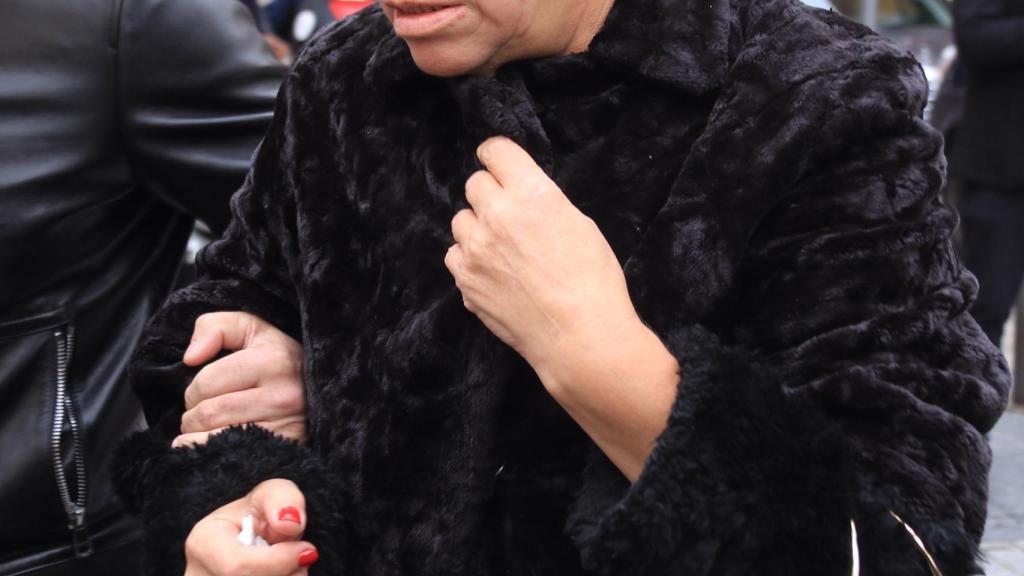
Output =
[{"x1": 958, "y1": 182, "x2": 1024, "y2": 347}]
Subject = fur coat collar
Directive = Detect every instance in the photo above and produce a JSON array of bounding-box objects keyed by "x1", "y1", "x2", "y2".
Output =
[{"x1": 364, "y1": 0, "x2": 733, "y2": 96}]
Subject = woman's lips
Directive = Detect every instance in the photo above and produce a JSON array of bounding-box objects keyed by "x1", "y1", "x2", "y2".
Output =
[{"x1": 389, "y1": 3, "x2": 466, "y2": 38}]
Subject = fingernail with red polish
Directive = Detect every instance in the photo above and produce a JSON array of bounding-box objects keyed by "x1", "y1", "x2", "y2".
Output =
[
  {"x1": 278, "y1": 507, "x2": 301, "y2": 524},
  {"x1": 298, "y1": 548, "x2": 318, "y2": 567}
]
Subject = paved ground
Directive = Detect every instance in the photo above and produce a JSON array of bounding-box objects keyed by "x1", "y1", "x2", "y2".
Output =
[{"x1": 981, "y1": 408, "x2": 1024, "y2": 575}]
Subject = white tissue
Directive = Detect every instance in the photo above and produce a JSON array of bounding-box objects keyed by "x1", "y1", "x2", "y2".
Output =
[{"x1": 237, "y1": 514, "x2": 270, "y2": 547}]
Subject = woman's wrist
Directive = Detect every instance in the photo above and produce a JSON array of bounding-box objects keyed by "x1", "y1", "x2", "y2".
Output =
[
  {"x1": 528, "y1": 312, "x2": 639, "y2": 398},
  {"x1": 530, "y1": 315, "x2": 672, "y2": 402},
  {"x1": 530, "y1": 317, "x2": 680, "y2": 481}
]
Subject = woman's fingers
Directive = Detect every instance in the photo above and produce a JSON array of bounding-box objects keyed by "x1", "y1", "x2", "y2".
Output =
[
  {"x1": 171, "y1": 427, "x2": 222, "y2": 448},
  {"x1": 450, "y1": 208, "x2": 478, "y2": 246},
  {"x1": 185, "y1": 349, "x2": 260, "y2": 410},
  {"x1": 444, "y1": 244, "x2": 465, "y2": 278},
  {"x1": 187, "y1": 522, "x2": 315, "y2": 576},
  {"x1": 262, "y1": 542, "x2": 318, "y2": 575},
  {"x1": 185, "y1": 479, "x2": 316, "y2": 575},
  {"x1": 464, "y1": 169, "x2": 501, "y2": 211},
  {"x1": 226, "y1": 539, "x2": 317, "y2": 575},
  {"x1": 183, "y1": 312, "x2": 265, "y2": 366},
  {"x1": 184, "y1": 345, "x2": 301, "y2": 411},
  {"x1": 250, "y1": 479, "x2": 307, "y2": 543},
  {"x1": 475, "y1": 136, "x2": 546, "y2": 190},
  {"x1": 449, "y1": 137, "x2": 639, "y2": 374},
  {"x1": 181, "y1": 384, "x2": 305, "y2": 434},
  {"x1": 178, "y1": 321, "x2": 308, "y2": 444}
]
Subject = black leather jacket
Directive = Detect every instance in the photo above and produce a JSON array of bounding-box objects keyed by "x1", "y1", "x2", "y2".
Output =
[{"x1": 0, "y1": 0, "x2": 283, "y2": 572}]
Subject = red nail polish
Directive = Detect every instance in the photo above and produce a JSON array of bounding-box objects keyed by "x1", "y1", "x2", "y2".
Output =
[
  {"x1": 298, "y1": 548, "x2": 318, "y2": 567},
  {"x1": 278, "y1": 507, "x2": 301, "y2": 524}
]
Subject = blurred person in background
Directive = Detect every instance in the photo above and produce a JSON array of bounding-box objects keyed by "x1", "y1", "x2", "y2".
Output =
[
  {"x1": 237, "y1": 0, "x2": 296, "y2": 62},
  {"x1": 951, "y1": 0, "x2": 1024, "y2": 347},
  {"x1": 0, "y1": 0, "x2": 288, "y2": 573},
  {"x1": 264, "y1": 0, "x2": 374, "y2": 50},
  {"x1": 239, "y1": 0, "x2": 276, "y2": 31}
]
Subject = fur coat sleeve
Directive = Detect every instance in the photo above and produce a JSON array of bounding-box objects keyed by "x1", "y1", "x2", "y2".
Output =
[{"x1": 569, "y1": 6, "x2": 1010, "y2": 576}]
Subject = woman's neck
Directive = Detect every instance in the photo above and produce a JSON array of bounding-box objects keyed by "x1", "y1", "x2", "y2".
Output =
[
  {"x1": 565, "y1": 0, "x2": 616, "y2": 54},
  {"x1": 473, "y1": 0, "x2": 616, "y2": 78}
]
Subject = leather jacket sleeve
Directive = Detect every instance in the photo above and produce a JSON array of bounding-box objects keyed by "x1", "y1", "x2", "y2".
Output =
[
  {"x1": 954, "y1": 0, "x2": 1024, "y2": 75},
  {"x1": 112, "y1": 67, "x2": 347, "y2": 575},
  {"x1": 117, "y1": 0, "x2": 285, "y2": 234}
]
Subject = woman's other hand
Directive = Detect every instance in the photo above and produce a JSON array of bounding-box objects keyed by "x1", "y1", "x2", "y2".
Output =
[
  {"x1": 185, "y1": 479, "x2": 318, "y2": 576},
  {"x1": 445, "y1": 137, "x2": 640, "y2": 386},
  {"x1": 445, "y1": 137, "x2": 678, "y2": 481},
  {"x1": 174, "y1": 311, "x2": 307, "y2": 448}
]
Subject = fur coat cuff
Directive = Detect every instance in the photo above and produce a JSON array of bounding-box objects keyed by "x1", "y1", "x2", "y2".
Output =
[
  {"x1": 112, "y1": 424, "x2": 348, "y2": 575},
  {"x1": 567, "y1": 324, "x2": 964, "y2": 576}
]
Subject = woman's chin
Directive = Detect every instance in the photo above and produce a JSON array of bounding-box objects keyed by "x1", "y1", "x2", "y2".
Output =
[{"x1": 407, "y1": 46, "x2": 493, "y2": 77}]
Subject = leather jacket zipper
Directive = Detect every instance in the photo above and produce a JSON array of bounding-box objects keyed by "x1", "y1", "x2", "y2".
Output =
[{"x1": 50, "y1": 326, "x2": 93, "y2": 558}]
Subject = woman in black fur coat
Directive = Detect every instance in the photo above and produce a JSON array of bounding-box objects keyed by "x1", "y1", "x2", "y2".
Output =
[{"x1": 113, "y1": 0, "x2": 1011, "y2": 574}]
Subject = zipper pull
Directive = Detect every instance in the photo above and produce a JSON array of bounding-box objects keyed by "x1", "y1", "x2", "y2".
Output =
[{"x1": 69, "y1": 505, "x2": 93, "y2": 558}]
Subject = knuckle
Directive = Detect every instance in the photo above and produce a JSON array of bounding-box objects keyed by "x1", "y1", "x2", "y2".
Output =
[
  {"x1": 193, "y1": 313, "x2": 213, "y2": 334},
  {"x1": 232, "y1": 311, "x2": 253, "y2": 335},
  {"x1": 191, "y1": 375, "x2": 209, "y2": 400},
  {"x1": 452, "y1": 210, "x2": 474, "y2": 238},
  {"x1": 272, "y1": 387, "x2": 305, "y2": 413},
  {"x1": 184, "y1": 531, "x2": 202, "y2": 559},
  {"x1": 180, "y1": 411, "x2": 194, "y2": 433},
  {"x1": 445, "y1": 245, "x2": 462, "y2": 271},
  {"x1": 194, "y1": 402, "x2": 219, "y2": 430},
  {"x1": 466, "y1": 170, "x2": 488, "y2": 190},
  {"x1": 256, "y1": 344, "x2": 284, "y2": 373},
  {"x1": 462, "y1": 238, "x2": 477, "y2": 260},
  {"x1": 235, "y1": 310, "x2": 258, "y2": 323},
  {"x1": 283, "y1": 351, "x2": 303, "y2": 377},
  {"x1": 283, "y1": 335, "x2": 302, "y2": 356},
  {"x1": 183, "y1": 389, "x2": 198, "y2": 412},
  {"x1": 483, "y1": 196, "x2": 508, "y2": 219},
  {"x1": 476, "y1": 141, "x2": 492, "y2": 162},
  {"x1": 465, "y1": 233, "x2": 490, "y2": 259},
  {"x1": 195, "y1": 311, "x2": 228, "y2": 331},
  {"x1": 272, "y1": 344, "x2": 300, "y2": 367},
  {"x1": 189, "y1": 371, "x2": 211, "y2": 400},
  {"x1": 478, "y1": 137, "x2": 507, "y2": 161}
]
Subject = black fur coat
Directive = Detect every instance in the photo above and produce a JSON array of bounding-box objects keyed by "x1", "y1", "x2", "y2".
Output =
[{"x1": 113, "y1": 0, "x2": 1011, "y2": 574}]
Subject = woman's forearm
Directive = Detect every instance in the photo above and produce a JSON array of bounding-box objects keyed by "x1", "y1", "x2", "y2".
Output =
[{"x1": 531, "y1": 318, "x2": 680, "y2": 482}]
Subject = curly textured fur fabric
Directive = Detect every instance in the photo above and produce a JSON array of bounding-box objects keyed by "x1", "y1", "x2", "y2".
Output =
[{"x1": 113, "y1": 0, "x2": 1011, "y2": 574}]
